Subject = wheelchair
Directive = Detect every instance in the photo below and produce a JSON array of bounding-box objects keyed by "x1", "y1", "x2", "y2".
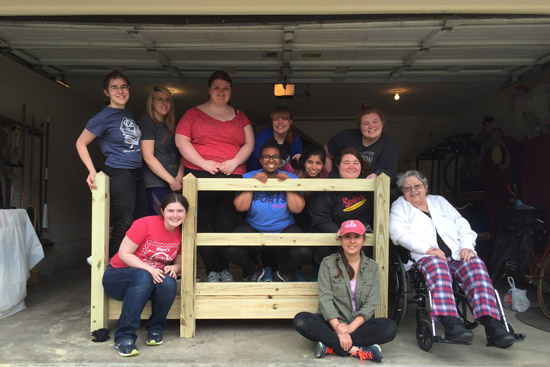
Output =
[{"x1": 387, "y1": 244, "x2": 525, "y2": 351}]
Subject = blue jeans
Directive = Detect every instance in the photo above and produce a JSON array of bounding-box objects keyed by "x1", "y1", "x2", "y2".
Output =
[
  {"x1": 102, "y1": 166, "x2": 148, "y2": 257},
  {"x1": 102, "y1": 266, "x2": 177, "y2": 343}
]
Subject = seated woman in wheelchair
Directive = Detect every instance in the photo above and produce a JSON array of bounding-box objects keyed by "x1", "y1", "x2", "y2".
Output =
[{"x1": 389, "y1": 170, "x2": 516, "y2": 348}]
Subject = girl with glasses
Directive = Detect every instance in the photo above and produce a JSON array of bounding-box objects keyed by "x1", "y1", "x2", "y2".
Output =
[
  {"x1": 225, "y1": 139, "x2": 311, "y2": 282},
  {"x1": 76, "y1": 71, "x2": 148, "y2": 258},
  {"x1": 247, "y1": 105, "x2": 303, "y2": 171}
]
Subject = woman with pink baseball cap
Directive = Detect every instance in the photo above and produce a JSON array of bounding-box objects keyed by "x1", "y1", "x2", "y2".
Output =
[{"x1": 293, "y1": 220, "x2": 397, "y2": 363}]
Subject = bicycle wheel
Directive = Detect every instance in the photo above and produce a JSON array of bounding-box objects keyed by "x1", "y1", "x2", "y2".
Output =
[
  {"x1": 388, "y1": 249, "x2": 407, "y2": 326},
  {"x1": 538, "y1": 255, "x2": 550, "y2": 319}
]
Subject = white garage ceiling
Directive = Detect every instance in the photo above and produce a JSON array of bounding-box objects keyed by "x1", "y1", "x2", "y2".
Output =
[
  {"x1": 1, "y1": 15, "x2": 549, "y2": 85},
  {"x1": 0, "y1": 14, "x2": 549, "y2": 120}
]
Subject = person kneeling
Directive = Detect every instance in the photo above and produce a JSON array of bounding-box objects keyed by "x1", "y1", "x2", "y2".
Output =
[
  {"x1": 293, "y1": 220, "x2": 398, "y2": 363},
  {"x1": 102, "y1": 192, "x2": 188, "y2": 357}
]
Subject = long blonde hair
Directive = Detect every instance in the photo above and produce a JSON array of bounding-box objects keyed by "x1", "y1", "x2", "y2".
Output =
[{"x1": 146, "y1": 85, "x2": 176, "y2": 130}]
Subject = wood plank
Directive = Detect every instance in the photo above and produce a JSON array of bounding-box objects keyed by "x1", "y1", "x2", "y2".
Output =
[
  {"x1": 197, "y1": 177, "x2": 375, "y2": 192},
  {"x1": 90, "y1": 172, "x2": 109, "y2": 333},
  {"x1": 181, "y1": 174, "x2": 198, "y2": 337},
  {"x1": 196, "y1": 282, "x2": 318, "y2": 296},
  {"x1": 195, "y1": 296, "x2": 318, "y2": 319},
  {"x1": 374, "y1": 174, "x2": 390, "y2": 318},
  {"x1": 196, "y1": 232, "x2": 374, "y2": 247}
]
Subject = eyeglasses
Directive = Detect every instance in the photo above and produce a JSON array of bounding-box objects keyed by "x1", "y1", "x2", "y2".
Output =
[
  {"x1": 153, "y1": 97, "x2": 172, "y2": 103},
  {"x1": 403, "y1": 184, "x2": 424, "y2": 193},
  {"x1": 261, "y1": 155, "x2": 281, "y2": 161},
  {"x1": 109, "y1": 84, "x2": 129, "y2": 91}
]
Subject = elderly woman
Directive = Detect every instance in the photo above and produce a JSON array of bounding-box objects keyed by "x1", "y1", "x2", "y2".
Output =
[{"x1": 389, "y1": 170, "x2": 516, "y2": 348}]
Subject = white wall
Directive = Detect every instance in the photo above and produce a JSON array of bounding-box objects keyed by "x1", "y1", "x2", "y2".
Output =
[
  {"x1": 455, "y1": 68, "x2": 550, "y2": 140},
  {"x1": 0, "y1": 55, "x2": 99, "y2": 244}
]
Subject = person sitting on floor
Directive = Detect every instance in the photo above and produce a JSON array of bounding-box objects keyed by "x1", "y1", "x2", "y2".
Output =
[
  {"x1": 293, "y1": 220, "x2": 398, "y2": 363},
  {"x1": 225, "y1": 139, "x2": 311, "y2": 282},
  {"x1": 102, "y1": 192, "x2": 188, "y2": 357}
]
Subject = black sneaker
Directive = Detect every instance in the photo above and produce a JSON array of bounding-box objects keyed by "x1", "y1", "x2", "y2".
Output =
[
  {"x1": 314, "y1": 341, "x2": 335, "y2": 358},
  {"x1": 245, "y1": 267, "x2": 265, "y2": 282},
  {"x1": 146, "y1": 332, "x2": 163, "y2": 346},
  {"x1": 441, "y1": 316, "x2": 474, "y2": 343},
  {"x1": 351, "y1": 344, "x2": 383, "y2": 363},
  {"x1": 114, "y1": 340, "x2": 139, "y2": 357},
  {"x1": 276, "y1": 270, "x2": 296, "y2": 282},
  {"x1": 485, "y1": 318, "x2": 515, "y2": 348}
]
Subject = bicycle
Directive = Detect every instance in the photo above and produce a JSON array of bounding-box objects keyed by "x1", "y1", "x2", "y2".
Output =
[{"x1": 530, "y1": 234, "x2": 550, "y2": 319}]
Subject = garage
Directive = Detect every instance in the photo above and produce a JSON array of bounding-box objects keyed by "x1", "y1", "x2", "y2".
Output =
[
  {"x1": 1, "y1": 2, "x2": 549, "y2": 265},
  {"x1": 1, "y1": 1, "x2": 550, "y2": 363}
]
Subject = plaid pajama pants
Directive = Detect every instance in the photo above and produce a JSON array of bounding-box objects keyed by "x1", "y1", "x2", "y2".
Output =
[{"x1": 416, "y1": 255, "x2": 500, "y2": 322}]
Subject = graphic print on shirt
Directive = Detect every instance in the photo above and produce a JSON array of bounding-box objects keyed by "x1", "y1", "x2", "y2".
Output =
[
  {"x1": 360, "y1": 149, "x2": 375, "y2": 165},
  {"x1": 342, "y1": 194, "x2": 366, "y2": 212},
  {"x1": 252, "y1": 191, "x2": 288, "y2": 208},
  {"x1": 134, "y1": 239, "x2": 180, "y2": 269},
  {"x1": 120, "y1": 117, "x2": 141, "y2": 149},
  {"x1": 160, "y1": 129, "x2": 179, "y2": 169}
]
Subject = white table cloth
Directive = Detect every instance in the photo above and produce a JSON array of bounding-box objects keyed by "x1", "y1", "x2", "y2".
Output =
[{"x1": 0, "y1": 209, "x2": 44, "y2": 319}]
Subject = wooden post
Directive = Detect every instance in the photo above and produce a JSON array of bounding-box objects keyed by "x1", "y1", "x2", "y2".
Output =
[
  {"x1": 181, "y1": 173, "x2": 198, "y2": 337},
  {"x1": 373, "y1": 174, "x2": 390, "y2": 318},
  {"x1": 90, "y1": 172, "x2": 110, "y2": 333}
]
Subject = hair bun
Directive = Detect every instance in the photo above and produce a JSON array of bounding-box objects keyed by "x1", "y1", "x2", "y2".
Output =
[{"x1": 360, "y1": 100, "x2": 372, "y2": 110}]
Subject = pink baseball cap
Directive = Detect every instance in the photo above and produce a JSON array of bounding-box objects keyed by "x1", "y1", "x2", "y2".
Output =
[{"x1": 339, "y1": 220, "x2": 366, "y2": 236}]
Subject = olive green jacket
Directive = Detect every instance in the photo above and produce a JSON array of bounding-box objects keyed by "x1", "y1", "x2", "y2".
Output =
[{"x1": 317, "y1": 251, "x2": 379, "y2": 324}]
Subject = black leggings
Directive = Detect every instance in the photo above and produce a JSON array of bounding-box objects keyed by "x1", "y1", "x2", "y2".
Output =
[
  {"x1": 224, "y1": 223, "x2": 311, "y2": 274},
  {"x1": 293, "y1": 312, "x2": 397, "y2": 356},
  {"x1": 186, "y1": 168, "x2": 239, "y2": 274}
]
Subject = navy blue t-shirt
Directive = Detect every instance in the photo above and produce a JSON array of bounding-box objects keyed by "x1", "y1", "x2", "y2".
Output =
[{"x1": 86, "y1": 106, "x2": 142, "y2": 169}]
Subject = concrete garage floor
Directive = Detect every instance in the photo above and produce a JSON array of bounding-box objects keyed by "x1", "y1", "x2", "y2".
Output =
[{"x1": 1, "y1": 264, "x2": 548, "y2": 367}]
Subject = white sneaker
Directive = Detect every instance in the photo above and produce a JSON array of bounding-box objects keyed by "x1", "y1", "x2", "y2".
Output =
[
  {"x1": 206, "y1": 271, "x2": 220, "y2": 282},
  {"x1": 86, "y1": 255, "x2": 92, "y2": 266},
  {"x1": 218, "y1": 269, "x2": 233, "y2": 282}
]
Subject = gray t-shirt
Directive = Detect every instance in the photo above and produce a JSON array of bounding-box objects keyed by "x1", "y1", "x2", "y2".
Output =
[{"x1": 137, "y1": 115, "x2": 180, "y2": 188}]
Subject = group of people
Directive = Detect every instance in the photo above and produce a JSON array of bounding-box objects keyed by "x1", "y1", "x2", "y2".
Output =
[{"x1": 76, "y1": 70, "x2": 517, "y2": 360}]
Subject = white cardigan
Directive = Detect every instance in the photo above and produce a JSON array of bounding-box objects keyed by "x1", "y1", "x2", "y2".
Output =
[{"x1": 389, "y1": 195, "x2": 477, "y2": 262}]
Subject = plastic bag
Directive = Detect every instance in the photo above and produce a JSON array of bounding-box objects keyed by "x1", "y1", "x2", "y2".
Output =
[{"x1": 504, "y1": 276, "x2": 530, "y2": 312}]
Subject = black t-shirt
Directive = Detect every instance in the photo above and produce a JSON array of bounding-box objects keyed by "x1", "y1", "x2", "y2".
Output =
[{"x1": 326, "y1": 129, "x2": 398, "y2": 181}]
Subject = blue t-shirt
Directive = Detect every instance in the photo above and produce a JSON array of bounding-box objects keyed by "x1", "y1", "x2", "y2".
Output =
[
  {"x1": 85, "y1": 106, "x2": 142, "y2": 169},
  {"x1": 247, "y1": 127, "x2": 303, "y2": 171},
  {"x1": 242, "y1": 169, "x2": 298, "y2": 232}
]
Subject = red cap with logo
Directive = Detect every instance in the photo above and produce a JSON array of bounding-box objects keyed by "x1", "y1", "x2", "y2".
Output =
[{"x1": 339, "y1": 220, "x2": 366, "y2": 236}]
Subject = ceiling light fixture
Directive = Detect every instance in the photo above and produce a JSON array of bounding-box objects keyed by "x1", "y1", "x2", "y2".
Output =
[
  {"x1": 393, "y1": 90, "x2": 402, "y2": 101},
  {"x1": 55, "y1": 79, "x2": 71, "y2": 89},
  {"x1": 274, "y1": 83, "x2": 295, "y2": 97}
]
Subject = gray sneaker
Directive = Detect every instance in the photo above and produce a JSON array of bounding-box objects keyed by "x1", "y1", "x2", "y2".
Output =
[
  {"x1": 218, "y1": 269, "x2": 233, "y2": 282},
  {"x1": 206, "y1": 271, "x2": 220, "y2": 282}
]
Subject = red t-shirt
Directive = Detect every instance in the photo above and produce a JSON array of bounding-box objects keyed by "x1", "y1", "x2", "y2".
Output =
[
  {"x1": 175, "y1": 106, "x2": 251, "y2": 175},
  {"x1": 110, "y1": 216, "x2": 182, "y2": 270}
]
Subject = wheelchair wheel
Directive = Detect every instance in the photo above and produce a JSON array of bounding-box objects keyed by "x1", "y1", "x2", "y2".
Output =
[
  {"x1": 416, "y1": 319, "x2": 434, "y2": 351},
  {"x1": 388, "y1": 249, "x2": 407, "y2": 326},
  {"x1": 538, "y1": 255, "x2": 550, "y2": 319}
]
